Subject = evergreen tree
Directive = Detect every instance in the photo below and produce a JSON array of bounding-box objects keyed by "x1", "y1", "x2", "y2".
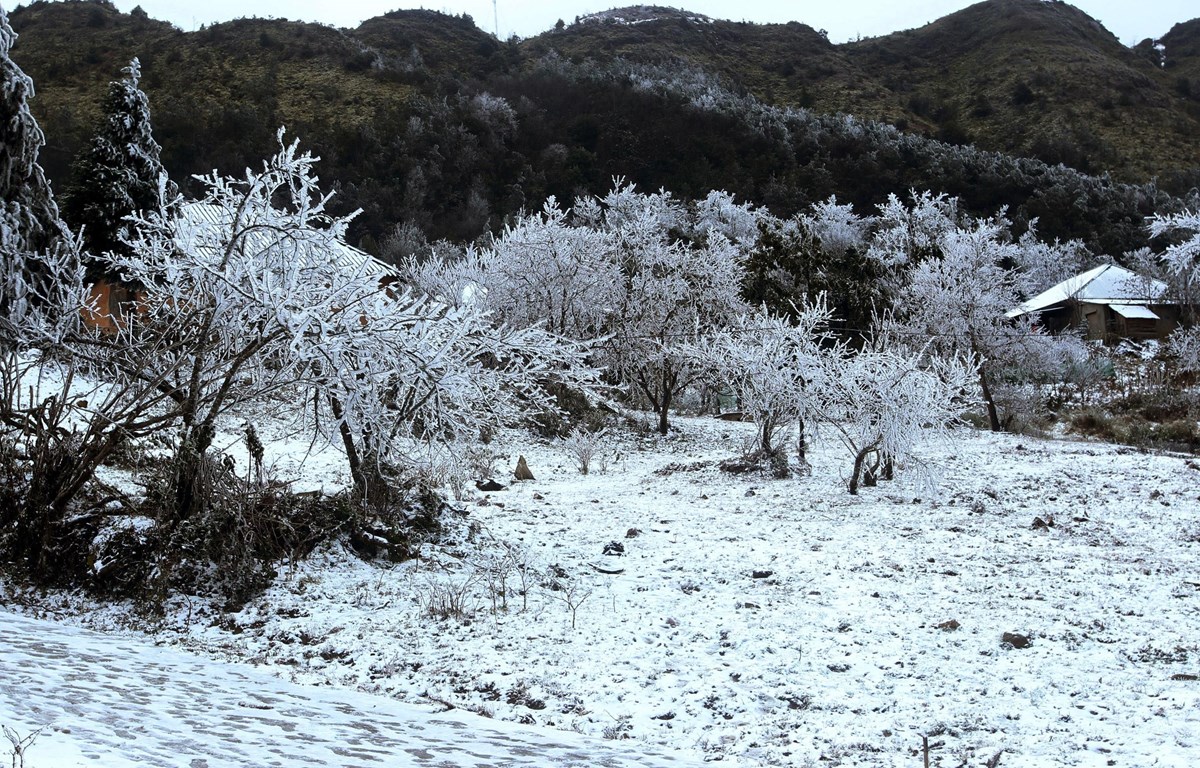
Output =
[
  {"x1": 0, "y1": 7, "x2": 69, "y2": 274},
  {"x1": 63, "y1": 58, "x2": 176, "y2": 263}
]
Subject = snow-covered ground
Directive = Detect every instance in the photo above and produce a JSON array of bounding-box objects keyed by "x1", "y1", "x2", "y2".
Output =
[
  {"x1": 0, "y1": 610, "x2": 698, "y2": 767},
  {"x1": 4, "y1": 415, "x2": 1200, "y2": 767}
]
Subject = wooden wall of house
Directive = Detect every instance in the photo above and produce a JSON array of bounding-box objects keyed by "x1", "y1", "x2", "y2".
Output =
[
  {"x1": 83, "y1": 280, "x2": 119, "y2": 331},
  {"x1": 83, "y1": 279, "x2": 142, "y2": 331},
  {"x1": 1117, "y1": 315, "x2": 1159, "y2": 340},
  {"x1": 1083, "y1": 305, "x2": 1105, "y2": 340},
  {"x1": 1079, "y1": 302, "x2": 1180, "y2": 343}
]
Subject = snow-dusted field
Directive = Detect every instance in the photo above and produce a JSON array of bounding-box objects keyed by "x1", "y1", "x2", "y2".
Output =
[{"x1": 5, "y1": 416, "x2": 1200, "y2": 767}]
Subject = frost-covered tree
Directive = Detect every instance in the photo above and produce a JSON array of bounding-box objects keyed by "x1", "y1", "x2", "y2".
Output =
[
  {"x1": 598, "y1": 183, "x2": 749, "y2": 434},
  {"x1": 114, "y1": 133, "x2": 593, "y2": 518},
  {"x1": 63, "y1": 58, "x2": 177, "y2": 263},
  {"x1": 746, "y1": 203, "x2": 879, "y2": 330},
  {"x1": 686, "y1": 301, "x2": 833, "y2": 473},
  {"x1": 1011, "y1": 225, "x2": 1095, "y2": 297},
  {"x1": 866, "y1": 191, "x2": 961, "y2": 269},
  {"x1": 0, "y1": 8, "x2": 71, "y2": 309},
  {"x1": 109, "y1": 137, "x2": 364, "y2": 521},
  {"x1": 820, "y1": 346, "x2": 977, "y2": 494},
  {"x1": 1149, "y1": 207, "x2": 1200, "y2": 371},
  {"x1": 407, "y1": 197, "x2": 621, "y2": 339},
  {"x1": 1150, "y1": 208, "x2": 1200, "y2": 279},
  {"x1": 311, "y1": 288, "x2": 595, "y2": 508},
  {"x1": 413, "y1": 182, "x2": 756, "y2": 435},
  {"x1": 890, "y1": 219, "x2": 1039, "y2": 431}
]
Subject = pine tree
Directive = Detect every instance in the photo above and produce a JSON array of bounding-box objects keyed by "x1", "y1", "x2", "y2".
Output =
[
  {"x1": 63, "y1": 57, "x2": 176, "y2": 263},
  {"x1": 0, "y1": 7, "x2": 69, "y2": 268}
]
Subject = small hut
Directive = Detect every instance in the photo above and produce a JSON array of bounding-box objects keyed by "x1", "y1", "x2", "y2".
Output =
[{"x1": 1005, "y1": 264, "x2": 1181, "y2": 342}]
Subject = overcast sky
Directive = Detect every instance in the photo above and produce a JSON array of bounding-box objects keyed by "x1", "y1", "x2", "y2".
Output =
[{"x1": 107, "y1": 0, "x2": 1195, "y2": 46}]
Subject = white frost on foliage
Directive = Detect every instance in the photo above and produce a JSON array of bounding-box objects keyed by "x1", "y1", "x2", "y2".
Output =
[
  {"x1": 1167, "y1": 325, "x2": 1200, "y2": 373},
  {"x1": 819, "y1": 344, "x2": 978, "y2": 493},
  {"x1": 692, "y1": 190, "x2": 762, "y2": 248},
  {"x1": 406, "y1": 197, "x2": 620, "y2": 339},
  {"x1": 866, "y1": 190, "x2": 960, "y2": 268},
  {"x1": 685, "y1": 300, "x2": 832, "y2": 458},
  {"x1": 1150, "y1": 208, "x2": 1200, "y2": 278},
  {"x1": 800, "y1": 195, "x2": 869, "y2": 257}
]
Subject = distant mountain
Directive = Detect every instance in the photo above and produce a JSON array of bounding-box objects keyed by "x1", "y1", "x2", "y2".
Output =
[
  {"x1": 7, "y1": 0, "x2": 1198, "y2": 252},
  {"x1": 843, "y1": 0, "x2": 1200, "y2": 183},
  {"x1": 529, "y1": 0, "x2": 1200, "y2": 183},
  {"x1": 523, "y1": 6, "x2": 917, "y2": 132}
]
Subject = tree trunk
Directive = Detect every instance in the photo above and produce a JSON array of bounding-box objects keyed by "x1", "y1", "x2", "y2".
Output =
[
  {"x1": 656, "y1": 387, "x2": 672, "y2": 436},
  {"x1": 173, "y1": 422, "x2": 216, "y2": 522},
  {"x1": 978, "y1": 364, "x2": 1002, "y2": 432},
  {"x1": 329, "y1": 395, "x2": 389, "y2": 509},
  {"x1": 863, "y1": 451, "x2": 879, "y2": 487},
  {"x1": 849, "y1": 448, "x2": 869, "y2": 495}
]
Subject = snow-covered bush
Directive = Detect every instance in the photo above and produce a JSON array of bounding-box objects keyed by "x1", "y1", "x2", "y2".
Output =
[
  {"x1": 820, "y1": 346, "x2": 978, "y2": 494},
  {"x1": 1167, "y1": 326, "x2": 1200, "y2": 374},
  {"x1": 802, "y1": 195, "x2": 869, "y2": 258},
  {"x1": 685, "y1": 301, "x2": 833, "y2": 472},
  {"x1": 0, "y1": 240, "x2": 199, "y2": 585},
  {"x1": 692, "y1": 190, "x2": 762, "y2": 248},
  {"x1": 560, "y1": 426, "x2": 607, "y2": 475}
]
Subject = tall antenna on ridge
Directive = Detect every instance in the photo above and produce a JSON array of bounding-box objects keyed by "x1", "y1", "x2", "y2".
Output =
[{"x1": 493, "y1": 0, "x2": 499, "y2": 37}]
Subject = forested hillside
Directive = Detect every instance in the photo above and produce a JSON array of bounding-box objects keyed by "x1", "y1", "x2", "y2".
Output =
[{"x1": 8, "y1": 0, "x2": 1200, "y2": 253}]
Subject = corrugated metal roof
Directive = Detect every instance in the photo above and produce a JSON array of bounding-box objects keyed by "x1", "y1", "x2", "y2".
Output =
[
  {"x1": 1005, "y1": 264, "x2": 1168, "y2": 318},
  {"x1": 178, "y1": 202, "x2": 396, "y2": 278},
  {"x1": 1109, "y1": 304, "x2": 1159, "y2": 320}
]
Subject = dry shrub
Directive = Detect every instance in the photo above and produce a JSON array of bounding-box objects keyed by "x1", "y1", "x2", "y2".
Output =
[{"x1": 124, "y1": 453, "x2": 357, "y2": 608}]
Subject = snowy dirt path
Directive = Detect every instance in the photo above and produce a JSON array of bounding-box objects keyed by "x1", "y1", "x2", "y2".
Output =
[{"x1": 0, "y1": 610, "x2": 700, "y2": 768}]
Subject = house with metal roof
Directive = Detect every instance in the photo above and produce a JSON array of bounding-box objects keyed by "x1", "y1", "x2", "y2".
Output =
[
  {"x1": 1005, "y1": 264, "x2": 1181, "y2": 341},
  {"x1": 85, "y1": 202, "x2": 396, "y2": 330},
  {"x1": 178, "y1": 202, "x2": 395, "y2": 278}
]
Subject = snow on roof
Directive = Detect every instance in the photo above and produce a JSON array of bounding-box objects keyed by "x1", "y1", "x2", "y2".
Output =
[
  {"x1": 1110, "y1": 304, "x2": 1159, "y2": 320},
  {"x1": 180, "y1": 202, "x2": 395, "y2": 278},
  {"x1": 1005, "y1": 264, "x2": 1168, "y2": 318}
]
